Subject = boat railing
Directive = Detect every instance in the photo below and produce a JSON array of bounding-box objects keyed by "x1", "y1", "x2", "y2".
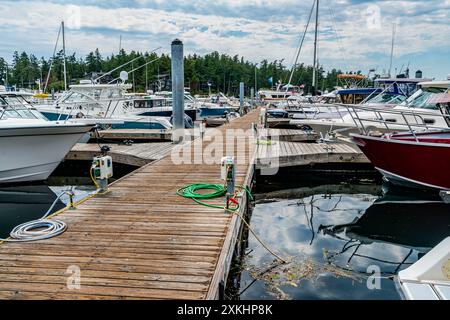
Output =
[
  {"x1": 286, "y1": 100, "x2": 347, "y2": 120},
  {"x1": 51, "y1": 97, "x2": 134, "y2": 123},
  {"x1": 333, "y1": 103, "x2": 450, "y2": 141}
]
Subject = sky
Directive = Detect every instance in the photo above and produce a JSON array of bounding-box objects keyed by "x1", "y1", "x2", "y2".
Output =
[{"x1": 0, "y1": 0, "x2": 449, "y2": 80}]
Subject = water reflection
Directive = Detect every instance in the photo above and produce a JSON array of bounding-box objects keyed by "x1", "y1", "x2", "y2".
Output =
[
  {"x1": 0, "y1": 184, "x2": 94, "y2": 238},
  {"x1": 235, "y1": 183, "x2": 450, "y2": 300}
]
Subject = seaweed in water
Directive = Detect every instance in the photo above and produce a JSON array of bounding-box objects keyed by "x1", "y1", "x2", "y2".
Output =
[{"x1": 244, "y1": 256, "x2": 365, "y2": 300}]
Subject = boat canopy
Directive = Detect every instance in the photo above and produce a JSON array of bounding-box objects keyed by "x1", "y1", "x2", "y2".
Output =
[
  {"x1": 337, "y1": 74, "x2": 366, "y2": 80},
  {"x1": 419, "y1": 80, "x2": 450, "y2": 89},
  {"x1": 337, "y1": 88, "x2": 380, "y2": 95}
]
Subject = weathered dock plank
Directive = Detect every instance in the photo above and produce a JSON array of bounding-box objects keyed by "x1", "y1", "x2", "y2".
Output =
[
  {"x1": 66, "y1": 142, "x2": 175, "y2": 166},
  {"x1": 0, "y1": 110, "x2": 259, "y2": 300},
  {"x1": 95, "y1": 129, "x2": 173, "y2": 141},
  {"x1": 257, "y1": 140, "x2": 369, "y2": 169},
  {"x1": 260, "y1": 128, "x2": 318, "y2": 142}
]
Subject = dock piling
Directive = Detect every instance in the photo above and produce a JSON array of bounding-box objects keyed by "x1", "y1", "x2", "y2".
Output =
[
  {"x1": 239, "y1": 82, "x2": 245, "y2": 115},
  {"x1": 171, "y1": 39, "x2": 185, "y2": 144}
]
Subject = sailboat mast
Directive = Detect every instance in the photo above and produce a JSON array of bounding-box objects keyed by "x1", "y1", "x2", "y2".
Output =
[
  {"x1": 312, "y1": 0, "x2": 319, "y2": 96},
  {"x1": 62, "y1": 21, "x2": 67, "y2": 91},
  {"x1": 388, "y1": 23, "x2": 396, "y2": 78}
]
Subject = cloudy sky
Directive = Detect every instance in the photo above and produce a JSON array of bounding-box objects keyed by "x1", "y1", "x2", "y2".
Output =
[{"x1": 0, "y1": 0, "x2": 449, "y2": 79}]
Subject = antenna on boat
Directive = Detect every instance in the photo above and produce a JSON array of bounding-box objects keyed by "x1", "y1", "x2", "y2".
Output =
[
  {"x1": 62, "y1": 21, "x2": 67, "y2": 91},
  {"x1": 108, "y1": 57, "x2": 162, "y2": 84},
  {"x1": 312, "y1": 0, "x2": 319, "y2": 96},
  {"x1": 93, "y1": 46, "x2": 161, "y2": 83},
  {"x1": 388, "y1": 23, "x2": 396, "y2": 78},
  {"x1": 43, "y1": 23, "x2": 63, "y2": 93}
]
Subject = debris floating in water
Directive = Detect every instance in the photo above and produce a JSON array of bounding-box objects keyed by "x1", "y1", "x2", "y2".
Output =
[{"x1": 245, "y1": 256, "x2": 365, "y2": 300}]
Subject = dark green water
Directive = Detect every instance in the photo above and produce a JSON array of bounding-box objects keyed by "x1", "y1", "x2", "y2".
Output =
[{"x1": 232, "y1": 183, "x2": 450, "y2": 300}]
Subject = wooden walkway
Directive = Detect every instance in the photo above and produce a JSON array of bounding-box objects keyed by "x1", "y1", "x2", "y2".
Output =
[
  {"x1": 66, "y1": 129, "x2": 317, "y2": 167},
  {"x1": 0, "y1": 111, "x2": 259, "y2": 300},
  {"x1": 257, "y1": 140, "x2": 369, "y2": 169},
  {"x1": 95, "y1": 129, "x2": 173, "y2": 141},
  {"x1": 67, "y1": 142, "x2": 175, "y2": 167},
  {"x1": 262, "y1": 128, "x2": 318, "y2": 142}
]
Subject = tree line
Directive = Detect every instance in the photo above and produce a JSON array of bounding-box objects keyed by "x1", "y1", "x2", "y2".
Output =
[{"x1": 0, "y1": 49, "x2": 362, "y2": 96}]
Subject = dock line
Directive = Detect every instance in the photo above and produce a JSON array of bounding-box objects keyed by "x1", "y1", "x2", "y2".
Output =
[{"x1": 0, "y1": 165, "x2": 111, "y2": 245}]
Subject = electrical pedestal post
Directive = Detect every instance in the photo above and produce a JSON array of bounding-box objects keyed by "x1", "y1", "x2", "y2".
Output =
[{"x1": 221, "y1": 156, "x2": 236, "y2": 210}]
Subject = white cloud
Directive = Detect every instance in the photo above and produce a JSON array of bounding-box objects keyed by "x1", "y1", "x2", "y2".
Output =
[{"x1": 0, "y1": 0, "x2": 449, "y2": 78}]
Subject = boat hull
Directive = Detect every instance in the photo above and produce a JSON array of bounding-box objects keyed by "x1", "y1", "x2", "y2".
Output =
[
  {"x1": 0, "y1": 124, "x2": 93, "y2": 183},
  {"x1": 352, "y1": 133, "x2": 450, "y2": 190},
  {"x1": 198, "y1": 107, "x2": 236, "y2": 119}
]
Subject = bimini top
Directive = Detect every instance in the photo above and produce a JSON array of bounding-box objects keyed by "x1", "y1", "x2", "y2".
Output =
[
  {"x1": 337, "y1": 74, "x2": 366, "y2": 80},
  {"x1": 337, "y1": 88, "x2": 380, "y2": 95},
  {"x1": 375, "y1": 78, "x2": 433, "y2": 84},
  {"x1": 419, "y1": 80, "x2": 450, "y2": 89},
  {"x1": 0, "y1": 91, "x2": 34, "y2": 97},
  {"x1": 69, "y1": 83, "x2": 132, "y2": 90}
]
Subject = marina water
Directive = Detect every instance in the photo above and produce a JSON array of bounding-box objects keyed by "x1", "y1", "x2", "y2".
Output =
[{"x1": 229, "y1": 178, "x2": 450, "y2": 300}]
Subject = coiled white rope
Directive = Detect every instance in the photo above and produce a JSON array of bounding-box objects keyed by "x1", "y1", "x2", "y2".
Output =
[{"x1": 0, "y1": 191, "x2": 72, "y2": 242}]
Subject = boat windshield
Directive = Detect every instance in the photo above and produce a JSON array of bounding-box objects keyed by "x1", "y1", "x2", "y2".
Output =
[
  {"x1": 365, "y1": 93, "x2": 407, "y2": 105},
  {"x1": 0, "y1": 95, "x2": 43, "y2": 120},
  {"x1": 61, "y1": 91, "x2": 95, "y2": 104},
  {"x1": 406, "y1": 87, "x2": 448, "y2": 110}
]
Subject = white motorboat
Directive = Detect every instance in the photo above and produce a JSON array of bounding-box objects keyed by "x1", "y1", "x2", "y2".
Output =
[
  {"x1": 291, "y1": 80, "x2": 450, "y2": 137},
  {"x1": 0, "y1": 91, "x2": 94, "y2": 184},
  {"x1": 34, "y1": 83, "x2": 175, "y2": 130},
  {"x1": 397, "y1": 237, "x2": 450, "y2": 300}
]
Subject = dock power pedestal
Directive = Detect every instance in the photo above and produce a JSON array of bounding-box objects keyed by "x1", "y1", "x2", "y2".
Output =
[
  {"x1": 92, "y1": 155, "x2": 113, "y2": 192},
  {"x1": 221, "y1": 156, "x2": 236, "y2": 209}
]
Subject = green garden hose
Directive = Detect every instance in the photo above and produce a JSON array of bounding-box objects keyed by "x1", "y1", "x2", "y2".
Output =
[{"x1": 176, "y1": 183, "x2": 253, "y2": 211}]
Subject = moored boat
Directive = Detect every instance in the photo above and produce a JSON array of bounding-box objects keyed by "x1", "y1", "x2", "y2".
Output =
[
  {"x1": 0, "y1": 90, "x2": 94, "y2": 184},
  {"x1": 351, "y1": 130, "x2": 450, "y2": 191}
]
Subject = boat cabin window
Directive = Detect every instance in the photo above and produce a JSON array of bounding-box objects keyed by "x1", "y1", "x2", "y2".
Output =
[
  {"x1": 340, "y1": 93, "x2": 368, "y2": 104},
  {"x1": 134, "y1": 100, "x2": 148, "y2": 108},
  {"x1": 150, "y1": 99, "x2": 166, "y2": 108}
]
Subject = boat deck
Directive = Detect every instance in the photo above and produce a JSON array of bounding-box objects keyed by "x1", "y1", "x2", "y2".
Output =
[{"x1": 0, "y1": 110, "x2": 259, "y2": 300}]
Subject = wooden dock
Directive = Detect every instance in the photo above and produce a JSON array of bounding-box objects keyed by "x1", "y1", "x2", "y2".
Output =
[
  {"x1": 93, "y1": 129, "x2": 173, "y2": 141},
  {"x1": 0, "y1": 110, "x2": 259, "y2": 300},
  {"x1": 67, "y1": 142, "x2": 175, "y2": 167},
  {"x1": 66, "y1": 128, "x2": 317, "y2": 167},
  {"x1": 261, "y1": 128, "x2": 318, "y2": 142},
  {"x1": 257, "y1": 140, "x2": 369, "y2": 169},
  {"x1": 0, "y1": 112, "x2": 372, "y2": 300}
]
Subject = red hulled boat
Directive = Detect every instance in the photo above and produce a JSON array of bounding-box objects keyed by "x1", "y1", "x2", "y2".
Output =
[{"x1": 351, "y1": 130, "x2": 450, "y2": 191}]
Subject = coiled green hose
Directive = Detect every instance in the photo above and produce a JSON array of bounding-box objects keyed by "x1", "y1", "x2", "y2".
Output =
[{"x1": 176, "y1": 183, "x2": 253, "y2": 211}]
